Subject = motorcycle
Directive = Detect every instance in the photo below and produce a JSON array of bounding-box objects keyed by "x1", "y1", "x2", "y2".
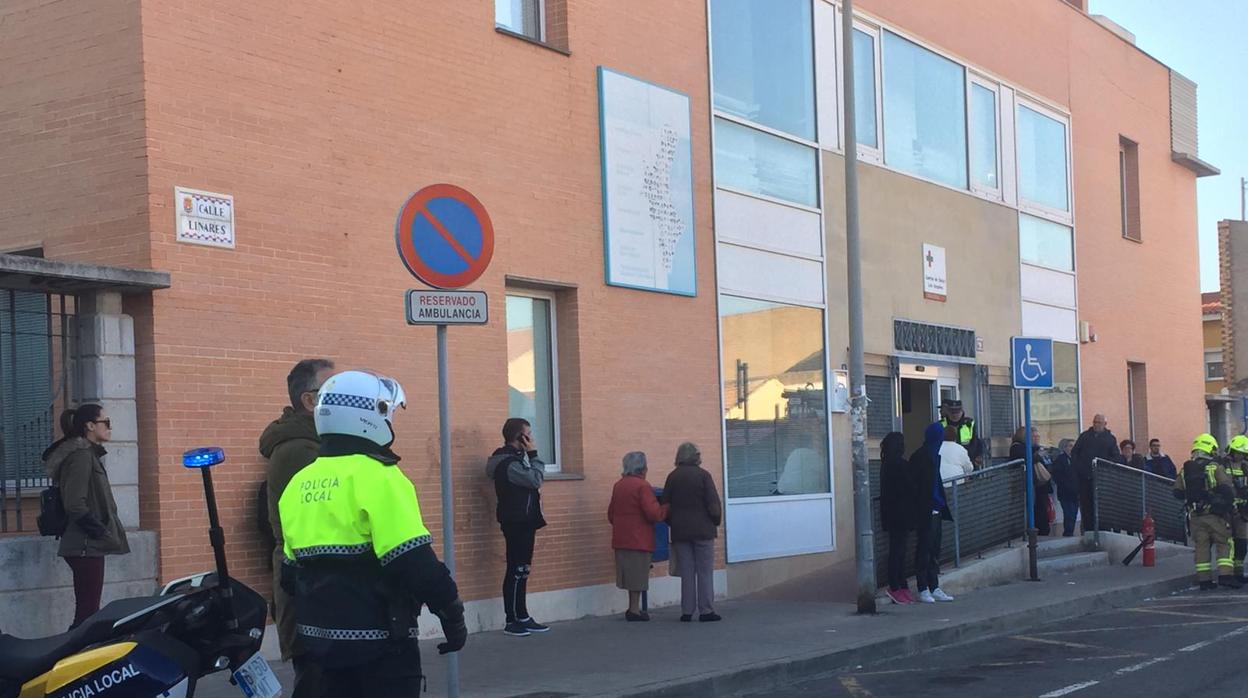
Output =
[{"x1": 0, "y1": 447, "x2": 282, "y2": 698}]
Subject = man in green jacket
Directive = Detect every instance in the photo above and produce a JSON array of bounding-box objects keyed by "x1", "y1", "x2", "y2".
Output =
[{"x1": 259, "y1": 358, "x2": 333, "y2": 698}]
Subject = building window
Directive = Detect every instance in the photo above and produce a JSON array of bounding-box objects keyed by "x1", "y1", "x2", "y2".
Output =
[
  {"x1": 1206, "y1": 350, "x2": 1225, "y2": 380},
  {"x1": 1017, "y1": 103, "x2": 1070, "y2": 214},
  {"x1": 881, "y1": 31, "x2": 967, "y2": 189},
  {"x1": 1019, "y1": 214, "x2": 1074, "y2": 271},
  {"x1": 1127, "y1": 361, "x2": 1148, "y2": 442},
  {"x1": 969, "y1": 79, "x2": 1000, "y2": 194},
  {"x1": 852, "y1": 27, "x2": 880, "y2": 154},
  {"x1": 1032, "y1": 342, "x2": 1080, "y2": 447},
  {"x1": 1120, "y1": 137, "x2": 1141, "y2": 241},
  {"x1": 710, "y1": 0, "x2": 815, "y2": 140},
  {"x1": 721, "y1": 296, "x2": 829, "y2": 499},
  {"x1": 713, "y1": 118, "x2": 819, "y2": 207},
  {"x1": 506, "y1": 292, "x2": 560, "y2": 471},
  {"x1": 496, "y1": 0, "x2": 543, "y2": 42}
]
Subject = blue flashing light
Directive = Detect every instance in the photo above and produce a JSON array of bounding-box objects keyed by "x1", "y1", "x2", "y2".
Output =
[{"x1": 183, "y1": 447, "x2": 225, "y2": 469}]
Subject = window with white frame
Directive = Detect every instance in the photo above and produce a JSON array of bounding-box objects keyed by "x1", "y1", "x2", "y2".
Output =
[
  {"x1": 881, "y1": 31, "x2": 967, "y2": 189},
  {"x1": 1206, "y1": 350, "x2": 1225, "y2": 381},
  {"x1": 711, "y1": 0, "x2": 815, "y2": 141},
  {"x1": 1019, "y1": 214, "x2": 1073, "y2": 271},
  {"x1": 1017, "y1": 103, "x2": 1070, "y2": 215},
  {"x1": 968, "y1": 77, "x2": 1000, "y2": 195},
  {"x1": 713, "y1": 117, "x2": 819, "y2": 208},
  {"x1": 851, "y1": 26, "x2": 881, "y2": 158},
  {"x1": 506, "y1": 292, "x2": 560, "y2": 471},
  {"x1": 496, "y1": 0, "x2": 543, "y2": 41}
]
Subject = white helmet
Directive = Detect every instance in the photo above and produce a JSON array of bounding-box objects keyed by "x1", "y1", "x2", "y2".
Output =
[{"x1": 314, "y1": 370, "x2": 407, "y2": 446}]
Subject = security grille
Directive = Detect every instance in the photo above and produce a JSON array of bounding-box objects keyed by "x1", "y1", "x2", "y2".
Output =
[{"x1": 893, "y1": 319, "x2": 976, "y2": 359}]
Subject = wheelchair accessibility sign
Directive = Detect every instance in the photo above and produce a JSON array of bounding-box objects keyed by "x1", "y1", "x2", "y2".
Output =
[{"x1": 1012, "y1": 337, "x2": 1054, "y2": 390}]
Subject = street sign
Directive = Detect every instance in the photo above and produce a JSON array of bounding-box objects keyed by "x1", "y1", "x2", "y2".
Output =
[
  {"x1": 395, "y1": 184, "x2": 495, "y2": 289},
  {"x1": 405, "y1": 290, "x2": 488, "y2": 325},
  {"x1": 1011, "y1": 336, "x2": 1054, "y2": 390}
]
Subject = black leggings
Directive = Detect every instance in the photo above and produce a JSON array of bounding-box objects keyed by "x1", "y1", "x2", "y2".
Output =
[
  {"x1": 502, "y1": 525, "x2": 537, "y2": 623},
  {"x1": 887, "y1": 528, "x2": 909, "y2": 591},
  {"x1": 914, "y1": 514, "x2": 944, "y2": 592}
]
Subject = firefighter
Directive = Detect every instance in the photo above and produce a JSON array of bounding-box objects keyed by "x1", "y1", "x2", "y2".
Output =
[
  {"x1": 1226, "y1": 435, "x2": 1248, "y2": 583},
  {"x1": 1173, "y1": 433, "x2": 1242, "y2": 590},
  {"x1": 279, "y1": 369, "x2": 467, "y2": 693}
]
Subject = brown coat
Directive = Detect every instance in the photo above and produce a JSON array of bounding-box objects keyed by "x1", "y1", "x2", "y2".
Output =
[
  {"x1": 47, "y1": 437, "x2": 130, "y2": 558},
  {"x1": 661, "y1": 463, "x2": 722, "y2": 542}
]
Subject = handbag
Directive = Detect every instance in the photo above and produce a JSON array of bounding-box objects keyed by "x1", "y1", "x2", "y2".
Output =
[
  {"x1": 1045, "y1": 494, "x2": 1056, "y2": 526},
  {"x1": 1034, "y1": 461, "x2": 1052, "y2": 484}
]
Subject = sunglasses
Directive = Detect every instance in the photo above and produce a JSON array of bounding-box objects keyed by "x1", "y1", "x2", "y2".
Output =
[{"x1": 91, "y1": 419, "x2": 112, "y2": 429}]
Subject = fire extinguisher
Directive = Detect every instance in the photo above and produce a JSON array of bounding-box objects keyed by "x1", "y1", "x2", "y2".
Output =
[{"x1": 1142, "y1": 511, "x2": 1156, "y2": 567}]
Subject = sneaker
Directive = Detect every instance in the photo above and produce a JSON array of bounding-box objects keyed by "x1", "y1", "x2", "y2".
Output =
[
  {"x1": 898, "y1": 589, "x2": 915, "y2": 604},
  {"x1": 917, "y1": 590, "x2": 936, "y2": 604},
  {"x1": 504, "y1": 621, "x2": 531, "y2": 637},
  {"x1": 931, "y1": 588, "x2": 955, "y2": 603},
  {"x1": 699, "y1": 613, "x2": 722, "y2": 622},
  {"x1": 886, "y1": 589, "x2": 908, "y2": 605},
  {"x1": 1200, "y1": 580, "x2": 1218, "y2": 591},
  {"x1": 679, "y1": 614, "x2": 693, "y2": 623},
  {"x1": 519, "y1": 617, "x2": 550, "y2": 633},
  {"x1": 625, "y1": 611, "x2": 649, "y2": 622}
]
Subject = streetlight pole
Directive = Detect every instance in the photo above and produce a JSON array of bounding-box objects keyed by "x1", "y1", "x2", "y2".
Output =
[{"x1": 842, "y1": 0, "x2": 876, "y2": 615}]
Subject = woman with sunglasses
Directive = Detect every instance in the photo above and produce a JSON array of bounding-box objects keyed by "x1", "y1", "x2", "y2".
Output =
[{"x1": 43, "y1": 404, "x2": 130, "y2": 629}]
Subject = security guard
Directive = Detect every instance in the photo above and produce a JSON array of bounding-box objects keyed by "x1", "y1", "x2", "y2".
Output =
[
  {"x1": 279, "y1": 370, "x2": 467, "y2": 693},
  {"x1": 1173, "y1": 434, "x2": 1242, "y2": 590},
  {"x1": 1225, "y1": 435, "x2": 1248, "y2": 582},
  {"x1": 940, "y1": 399, "x2": 983, "y2": 466}
]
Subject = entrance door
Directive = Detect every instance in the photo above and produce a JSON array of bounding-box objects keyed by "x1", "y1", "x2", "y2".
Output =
[{"x1": 901, "y1": 378, "x2": 936, "y2": 452}]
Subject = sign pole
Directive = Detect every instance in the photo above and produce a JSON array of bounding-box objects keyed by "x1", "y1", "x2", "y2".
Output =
[
  {"x1": 437, "y1": 323, "x2": 459, "y2": 697},
  {"x1": 1024, "y1": 389, "x2": 1039, "y2": 581}
]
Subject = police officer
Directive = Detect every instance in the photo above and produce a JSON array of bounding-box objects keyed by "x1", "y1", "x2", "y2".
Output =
[
  {"x1": 1225, "y1": 435, "x2": 1248, "y2": 583},
  {"x1": 940, "y1": 399, "x2": 983, "y2": 467},
  {"x1": 1173, "y1": 434, "x2": 1242, "y2": 590},
  {"x1": 279, "y1": 370, "x2": 467, "y2": 693}
]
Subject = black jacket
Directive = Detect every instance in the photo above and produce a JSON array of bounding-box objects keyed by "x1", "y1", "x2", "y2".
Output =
[
  {"x1": 1071, "y1": 428, "x2": 1119, "y2": 481},
  {"x1": 879, "y1": 433, "x2": 921, "y2": 532},
  {"x1": 661, "y1": 463, "x2": 722, "y2": 542},
  {"x1": 1050, "y1": 452, "x2": 1080, "y2": 501},
  {"x1": 486, "y1": 446, "x2": 547, "y2": 528}
]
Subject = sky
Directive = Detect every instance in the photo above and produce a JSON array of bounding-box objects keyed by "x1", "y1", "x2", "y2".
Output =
[{"x1": 1089, "y1": 0, "x2": 1248, "y2": 292}]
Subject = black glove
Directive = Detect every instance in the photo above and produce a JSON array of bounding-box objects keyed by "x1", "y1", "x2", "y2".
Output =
[
  {"x1": 435, "y1": 598, "x2": 467, "y2": 655},
  {"x1": 77, "y1": 514, "x2": 108, "y2": 539}
]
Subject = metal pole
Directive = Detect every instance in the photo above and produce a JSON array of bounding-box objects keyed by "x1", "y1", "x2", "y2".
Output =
[
  {"x1": 1025, "y1": 390, "x2": 1039, "y2": 581},
  {"x1": 437, "y1": 324, "x2": 460, "y2": 698},
  {"x1": 1241, "y1": 176, "x2": 1245, "y2": 221},
  {"x1": 951, "y1": 481, "x2": 961, "y2": 568},
  {"x1": 1092, "y1": 461, "x2": 1101, "y2": 549},
  {"x1": 842, "y1": 0, "x2": 876, "y2": 615}
]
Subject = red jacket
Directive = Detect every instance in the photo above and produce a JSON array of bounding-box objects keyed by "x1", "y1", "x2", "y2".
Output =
[{"x1": 607, "y1": 474, "x2": 669, "y2": 552}]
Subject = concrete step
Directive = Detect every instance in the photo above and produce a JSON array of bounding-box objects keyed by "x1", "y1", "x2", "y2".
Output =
[
  {"x1": 1037, "y1": 537, "x2": 1087, "y2": 559},
  {"x1": 1038, "y1": 551, "x2": 1110, "y2": 576}
]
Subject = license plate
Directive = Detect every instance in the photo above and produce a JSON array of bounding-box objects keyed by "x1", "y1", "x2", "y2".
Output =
[{"x1": 233, "y1": 653, "x2": 283, "y2": 698}]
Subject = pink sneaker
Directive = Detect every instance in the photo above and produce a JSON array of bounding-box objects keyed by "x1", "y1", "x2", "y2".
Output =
[
  {"x1": 898, "y1": 589, "x2": 915, "y2": 604},
  {"x1": 886, "y1": 589, "x2": 908, "y2": 605}
]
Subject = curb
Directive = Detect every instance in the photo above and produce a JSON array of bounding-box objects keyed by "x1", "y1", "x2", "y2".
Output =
[{"x1": 608, "y1": 573, "x2": 1193, "y2": 697}]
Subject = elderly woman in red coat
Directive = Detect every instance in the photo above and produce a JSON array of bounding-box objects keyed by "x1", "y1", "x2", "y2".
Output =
[{"x1": 607, "y1": 451, "x2": 669, "y2": 621}]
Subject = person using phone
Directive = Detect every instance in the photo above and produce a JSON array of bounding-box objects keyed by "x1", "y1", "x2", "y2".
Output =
[{"x1": 486, "y1": 418, "x2": 549, "y2": 636}]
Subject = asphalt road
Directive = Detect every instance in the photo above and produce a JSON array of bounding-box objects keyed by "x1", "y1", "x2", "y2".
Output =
[{"x1": 742, "y1": 587, "x2": 1248, "y2": 697}]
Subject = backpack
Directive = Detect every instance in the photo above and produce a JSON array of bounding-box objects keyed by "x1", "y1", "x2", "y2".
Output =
[{"x1": 37, "y1": 485, "x2": 68, "y2": 537}]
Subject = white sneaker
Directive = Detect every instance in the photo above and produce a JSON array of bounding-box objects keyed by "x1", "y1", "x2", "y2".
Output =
[
  {"x1": 931, "y1": 588, "x2": 954, "y2": 602},
  {"x1": 917, "y1": 589, "x2": 936, "y2": 604}
]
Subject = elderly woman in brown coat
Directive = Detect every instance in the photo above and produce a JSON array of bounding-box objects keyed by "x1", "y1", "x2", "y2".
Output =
[
  {"x1": 661, "y1": 442, "x2": 722, "y2": 622},
  {"x1": 43, "y1": 404, "x2": 130, "y2": 629}
]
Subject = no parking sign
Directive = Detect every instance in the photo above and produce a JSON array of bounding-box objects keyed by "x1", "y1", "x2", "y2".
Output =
[{"x1": 394, "y1": 183, "x2": 495, "y2": 289}]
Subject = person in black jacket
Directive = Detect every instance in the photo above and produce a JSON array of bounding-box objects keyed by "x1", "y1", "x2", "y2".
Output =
[
  {"x1": 1011, "y1": 427, "x2": 1053, "y2": 536},
  {"x1": 1070, "y1": 414, "x2": 1119, "y2": 534},
  {"x1": 879, "y1": 432, "x2": 918, "y2": 604},
  {"x1": 911, "y1": 422, "x2": 955, "y2": 603},
  {"x1": 485, "y1": 417, "x2": 549, "y2": 637},
  {"x1": 1049, "y1": 439, "x2": 1080, "y2": 537}
]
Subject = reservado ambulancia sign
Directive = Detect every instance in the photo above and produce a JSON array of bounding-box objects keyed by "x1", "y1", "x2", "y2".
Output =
[{"x1": 405, "y1": 290, "x2": 488, "y2": 325}]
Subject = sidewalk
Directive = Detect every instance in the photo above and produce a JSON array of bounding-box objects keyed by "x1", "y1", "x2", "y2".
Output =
[{"x1": 198, "y1": 554, "x2": 1194, "y2": 698}]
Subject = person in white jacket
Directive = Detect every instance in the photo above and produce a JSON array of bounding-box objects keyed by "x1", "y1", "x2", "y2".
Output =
[{"x1": 939, "y1": 426, "x2": 974, "y2": 485}]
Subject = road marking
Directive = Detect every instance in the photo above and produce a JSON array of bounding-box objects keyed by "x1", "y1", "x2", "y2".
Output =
[
  {"x1": 1039, "y1": 680, "x2": 1100, "y2": 697},
  {"x1": 1178, "y1": 639, "x2": 1213, "y2": 653},
  {"x1": 1067, "y1": 654, "x2": 1138, "y2": 662},
  {"x1": 1128, "y1": 607, "x2": 1248, "y2": 621},
  {"x1": 1113, "y1": 656, "x2": 1172, "y2": 675},
  {"x1": 1178, "y1": 623, "x2": 1248, "y2": 653},
  {"x1": 1031, "y1": 619, "x2": 1242, "y2": 635},
  {"x1": 1011, "y1": 635, "x2": 1122, "y2": 652},
  {"x1": 839, "y1": 676, "x2": 874, "y2": 697}
]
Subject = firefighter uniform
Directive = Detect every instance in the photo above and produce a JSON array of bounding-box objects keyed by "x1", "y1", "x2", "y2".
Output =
[
  {"x1": 1174, "y1": 434, "x2": 1240, "y2": 589},
  {"x1": 1225, "y1": 435, "x2": 1248, "y2": 581}
]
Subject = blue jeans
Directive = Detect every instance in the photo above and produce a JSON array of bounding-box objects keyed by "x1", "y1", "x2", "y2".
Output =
[{"x1": 1059, "y1": 497, "x2": 1079, "y2": 537}]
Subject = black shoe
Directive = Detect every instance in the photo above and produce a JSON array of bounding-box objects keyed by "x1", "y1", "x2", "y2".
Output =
[
  {"x1": 699, "y1": 613, "x2": 722, "y2": 622},
  {"x1": 519, "y1": 617, "x2": 550, "y2": 633},
  {"x1": 1219, "y1": 575, "x2": 1243, "y2": 589},
  {"x1": 504, "y1": 621, "x2": 531, "y2": 637},
  {"x1": 1200, "y1": 580, "x2": 1218, "y2": 591},
  {"x1": 680, "y1": 614, "x2": 692, "y2": 622},
  {"x1": 625, "y1": 611, "x2": 649, "y2": 622}
]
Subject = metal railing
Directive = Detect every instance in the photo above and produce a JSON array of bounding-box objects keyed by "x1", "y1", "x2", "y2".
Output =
[
  {"x1": 871, "y1": 458, "x2": 1026, "y2": 586},
  {"x1": 1091, "y1": 457, "x2": 1185, "y2": 545}
]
